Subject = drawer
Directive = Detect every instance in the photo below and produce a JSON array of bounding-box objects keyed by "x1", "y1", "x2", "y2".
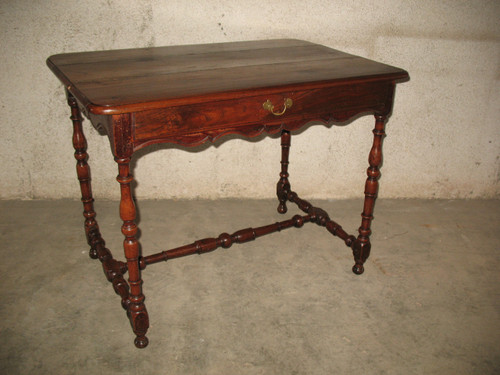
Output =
[{"x1": 133, "y1": 80, "x2": 393, "y2": 148}]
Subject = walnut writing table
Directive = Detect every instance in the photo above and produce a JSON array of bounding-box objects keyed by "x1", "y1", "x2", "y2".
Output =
[{"x1": 47, "y1": 39, "x2": 408, "y2": 348}]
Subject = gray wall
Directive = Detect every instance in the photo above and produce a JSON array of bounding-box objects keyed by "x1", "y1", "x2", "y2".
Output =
[{"x1": 1, "y1": 0, "x2": 499, "y2": 199}]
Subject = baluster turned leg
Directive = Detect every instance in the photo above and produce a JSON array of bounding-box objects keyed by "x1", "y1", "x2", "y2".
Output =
[
  {"x1": 67, "y1": 94, "x2": 102, "y2": 259},
  {"x1": 352, "y1": 115, "x2": 387, "y2": 275},
  {"x1": 116, "y1": 157, "x2": 149, "y2": 348},
  {"x1": 277, "y1": 130, "x2": 291, "y2": 213}
]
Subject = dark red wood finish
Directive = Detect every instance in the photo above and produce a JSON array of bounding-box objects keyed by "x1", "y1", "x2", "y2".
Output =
[{"x1": 48, "y1": 39, "x2": 408, "y2": 348}]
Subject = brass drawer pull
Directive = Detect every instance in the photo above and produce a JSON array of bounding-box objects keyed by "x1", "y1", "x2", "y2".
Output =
[{"x1": 263, "y1": 98, "x2": 293, "y2": 116}]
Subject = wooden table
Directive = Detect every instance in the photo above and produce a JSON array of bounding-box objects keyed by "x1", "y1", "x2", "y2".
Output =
[{"x1": 47, "y1": 39, "x2": 408, "y2": 348}]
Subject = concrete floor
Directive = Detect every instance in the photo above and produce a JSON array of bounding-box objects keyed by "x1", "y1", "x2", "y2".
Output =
[{"x1": 0, "y1": 198, "x2": 499, "y2": 374}]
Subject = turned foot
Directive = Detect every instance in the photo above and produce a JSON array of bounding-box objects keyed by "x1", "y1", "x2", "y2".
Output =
[
  {"x1": 89, "y1": 248, "x2": 98, "y2": 259},
  {"x1": 352, "y1": 263, "x2": 364, "y2": 275},
  {"x1": 277, "y1": 202, "x2": 288, "y2": 214},
  {"x1": 129, "y1": 309, "x2": 149, "y2": 348},
  {"x1": 351, "y1": 239, "x2": 371, "y2": 275},
  {"x1": 134, "y1": 335, "x2": 149, "y2": 348}
]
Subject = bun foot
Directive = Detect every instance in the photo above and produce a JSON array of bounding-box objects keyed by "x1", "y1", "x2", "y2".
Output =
[
  {"x1": 134, "y1": 336, "x2": 149, "y2": 348},
  {"x1": 277, "y1": 203, "x2": 288, "y2": 214},
  {"x1": 352, "y1": 263, "x2": 364, "y2": 275}
]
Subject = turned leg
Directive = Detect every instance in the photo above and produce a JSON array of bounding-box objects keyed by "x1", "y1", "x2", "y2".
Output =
[
  {"x1": 67, "y1": 94, "x2": 102, "y2": 259},
  {"x1": 352, "y1": 115, "x2": 387, "y2": 275},
  {"x1": 277, "y1": 130, "x2": 291, "y2": 213},
  {"x1": 116, "y1": 157, "x2": 149, "y2": 348}
]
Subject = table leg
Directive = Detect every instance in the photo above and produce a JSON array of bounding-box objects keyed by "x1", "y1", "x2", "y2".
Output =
[
  {"x1": 277, "y1": 130, "x2": 291, "y2": 214},
  {"x1": 352, "y1": 114, "x2": 387, "y2": 274},
  {"x1": 116, "y1": 157, "x2": 149, "y2": 348},
  {"x1": 67, "y1": 94, "x2": 102, "y2": 259}
]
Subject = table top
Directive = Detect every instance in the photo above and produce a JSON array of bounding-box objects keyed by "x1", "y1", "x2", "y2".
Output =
[{"x1": 47, "y1": 39, "x2": 408, "y2": 115}]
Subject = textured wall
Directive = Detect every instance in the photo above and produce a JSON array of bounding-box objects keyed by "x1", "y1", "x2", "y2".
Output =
[{"x1": 1, "y1": 0, "x2": 499, "y2": 199}]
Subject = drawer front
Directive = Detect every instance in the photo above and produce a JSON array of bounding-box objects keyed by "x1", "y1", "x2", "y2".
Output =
[{"x1": 133, "y1": 81, "x2": 393, "y2": 147}]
